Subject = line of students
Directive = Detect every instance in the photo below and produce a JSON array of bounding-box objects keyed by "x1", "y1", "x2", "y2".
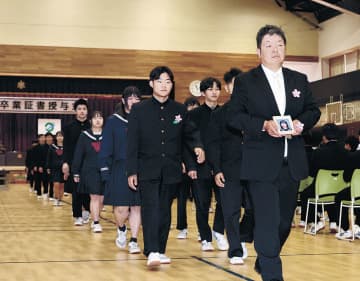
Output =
[
  {"x1": 24, "y1": 66, "x2": 256, "y2": 269},
  {"x1": 26, "y1": 132, "x2": 60, "y2": 203},
  {"x1": 24, "y1": 25, "x2": 323, "y2": 281}
]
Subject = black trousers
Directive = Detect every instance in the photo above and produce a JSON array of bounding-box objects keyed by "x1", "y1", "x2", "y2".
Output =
[
  {"x1": 34, "y1": 171, "x2": 48, "y2": 196},
  {"x1": 192, "y1": 178, "x2": 224, "y2": 242},
  {"x1": 139, "y1": 179, "x2": 177, "y2": 256},
  {"x1": 69, "y1": 176, "x2": 90, "y2": 218},
  {"x1": 176, "y1": 174, "x2": 191, "y2": 230},
  {"x1": 220, "y1": 179, "x2": 244, "y2": 258},
  {"x1": 48, "y1": 181, "x2": 54, "y2": 198},
  {"x1": 249, "y1": 163, "x2": 298, "y2": 281},
  {"x1": 326, "y1": 187, "x2": 360, "y2": 230},
  {"x1": 240, "y1": 185, "x2": 255, "y2": 243}
]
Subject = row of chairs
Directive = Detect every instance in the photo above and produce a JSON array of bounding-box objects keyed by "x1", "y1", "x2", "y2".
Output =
[{"x1": 302, "y1": 169, "x2": 360, "y2": 240}]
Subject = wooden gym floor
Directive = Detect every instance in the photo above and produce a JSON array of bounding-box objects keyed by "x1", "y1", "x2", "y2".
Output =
[{"x1": 0, "y1": 184, "x2": 359, "y2": 281}]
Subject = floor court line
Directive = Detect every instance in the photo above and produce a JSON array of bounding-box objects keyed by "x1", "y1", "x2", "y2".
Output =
[{"x1": 192, "y1": 256, "x2": 255, "y2": 281}]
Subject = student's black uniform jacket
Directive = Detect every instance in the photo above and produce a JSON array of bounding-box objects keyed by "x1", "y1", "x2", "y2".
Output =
[
  {"x1": 310, "y1": 140, "x2": 349, "y2": 178},
  {"x1": 184, "y1": 103, "x2": 219, "y2": 179},
  {"x1": 344, "y1": 150, "x2": 360, "y2": 183},
  {"x1": 63, "y1": 119, "x2": 91, "y2": 167},
  {"x1": 32, "y1": 144, "x2": 49, "y2": 169},
  {"x1": 126, "y1": 97, "x2": 203, "y2": 184},
  {"x1": 207, "y1": 102, "x2": 243, "y2": 181}
]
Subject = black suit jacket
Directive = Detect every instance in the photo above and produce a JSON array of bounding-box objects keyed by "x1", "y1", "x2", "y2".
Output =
[
  {"x1": 127, "y1": 97, "x2": 202, "y2": 184},
  {"x1": 207, "y1": 102, "x2": 243, "y2": 181},
  {"x1": 228, "y1": 65, "x2": 321, "y2": 181}
]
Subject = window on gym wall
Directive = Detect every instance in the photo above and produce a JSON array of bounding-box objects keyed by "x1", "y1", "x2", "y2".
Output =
[{"x1": 324, "y1": 49, "x2": 360, "y2": 78}]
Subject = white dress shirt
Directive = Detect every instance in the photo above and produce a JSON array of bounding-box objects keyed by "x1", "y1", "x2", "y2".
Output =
[{"x1": 262, "y1": 64, "x2": 288, "y2": 157}]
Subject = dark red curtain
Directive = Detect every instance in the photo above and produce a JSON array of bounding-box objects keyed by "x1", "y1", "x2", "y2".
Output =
[{"x1": 0, "y1": 94, "x2": 121, "y2": 153}]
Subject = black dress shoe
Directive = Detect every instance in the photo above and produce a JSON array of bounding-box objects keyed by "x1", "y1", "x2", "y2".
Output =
[{"x1": 254, "y1": 257, "x2": 261, "y2": 274}]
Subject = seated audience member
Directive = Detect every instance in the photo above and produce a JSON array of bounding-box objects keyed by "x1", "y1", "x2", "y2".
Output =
[
  {"x1": 333, "y1": 144, "x2": 360, "y2": 239},
  {"x1": 299, "y1": 123, "x2": 348, "y2": 233},
  {"x1": 344, "y1": 135, "x2": 359, "y2": 152}
]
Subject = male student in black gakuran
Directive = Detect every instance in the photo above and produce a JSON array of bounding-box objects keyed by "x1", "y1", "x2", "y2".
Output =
[{"x1": 127, "y1": 66, "x2": 205, "y2": 267}]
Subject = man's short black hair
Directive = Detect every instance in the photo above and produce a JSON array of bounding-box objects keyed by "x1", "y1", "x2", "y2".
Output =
[
  {"x1": 345, "y1": 135, "x2": 359, "y2": 152},
  {"x1": 37, "y1": 134, "x2": 45, "y2": 138},
  {"x1": 149, "y1": 66, "x2": 174, "y2": 82},
  {"x1": 322, "y1": 123, "x2": 339, "y2": 140},
  {"x1": 223, "y1": 68, "x2": 242, "y2": 84},
  {"x1": 73, "y1": 98, "x2": 88, "y2": 110},
  {"x1": 200, "y1": 77, "x2": 221, "y2": 92},
  {"x1": 45, "y1": 132, "x2": 53, "y2": 137},
  {"x1": 256, "y1": 24, "x2": 287, "y2": 49},
  {"x1": 184, "y1": 97, "x2": 200, "y2": 108}
]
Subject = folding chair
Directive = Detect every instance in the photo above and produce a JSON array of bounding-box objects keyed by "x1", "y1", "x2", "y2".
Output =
[
  {"x1": 338, "y1": 169, "x2": 360, "y2": 241},
  {"x1": 304, "y1": 169, "x2": 348, "y2": 235}
]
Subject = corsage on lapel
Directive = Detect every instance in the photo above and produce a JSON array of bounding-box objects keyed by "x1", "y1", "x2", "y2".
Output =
[
  {"x1": 173, "y1": 114, "x2": 182, "y2": 124},
  {"x1": 292, "y1": 89, "x2": 301, "y2": 98}
]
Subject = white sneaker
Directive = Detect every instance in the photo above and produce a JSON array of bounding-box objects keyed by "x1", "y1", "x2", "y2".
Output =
[
  {"x1": 229, "y1": 256, "x2": 244, "y2": 265},
  {"x1": 335, "y1": 230, "x2": 353, "y2": 240},
  {"x1": 42, "y1": 194, "x2": 48, "y2": 200},
  {"x1": 128, "y1": 241, "x2": 141, "y2": 254},
  {"x1": 63, "y1": 192, "x2": 69, "y2": 197},
  {"x1": 354, "y1": 225, "x2": 360, "y2": 239},
  {"x1": 49, "y1": 197, "x2": 55, "y2": 201},
  {"x1": 74, "y1": 217, "x2": 83, "y2": 226},
  {"x1": 177, "y1": 229, "x2": 188, "y2": 239},
  {"x1": 197, "y1": 233, "x2": 201, "y2": 242},
  {"x1": 329, "y1": 222, "x2": 337, "y2": 233},
  {"x1": 82, "y1": 210, "x2": 90, "y2": 224},
  {"x1": 309, "y1": 221, "x2": 325, "y2": 234},
  {"x1": 53, "y1": 199, "x2": 60, "y2": 206},
  {"x1": 147, "y1": 252, "x2": 161, "y2": 267},
  {"x1": 201, "y1": 240, "x2": 214, "y2": 251},
  {"x1": 159, "y1": 254, "x2": 171, "y2": 264},
  {"x1": 115, "y1": 227, "x2": 127, "y2": 249},
  {"x1": 241, "y1": 242, "x2": 248, "y2": 259},
  {"x1": 93, "y1": 223, "x2": 102, "y2": 233},
  {"x1": 37, "y1": 195, "x2": 42, "y2": 199},
  {"x1": 298, "y1": 220, "x2": 306, "y2": 228},
  {"x1": 212, "y1": 231, "x2": 229, "y2": 251},
  {"x1": 29, "y1": 187, "x2": 33, "y2": 193}
]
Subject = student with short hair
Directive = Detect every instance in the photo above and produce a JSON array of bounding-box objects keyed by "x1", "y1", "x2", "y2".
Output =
[
  {"x1": 127, "y1": 66, "x2": 204, "y2": 267},
  {"x1": 185, "y1": 77, "x2": 228, "y2": 252},
  {"x1": 62, "y1": 99, "x2": 91, "y2": 226}
]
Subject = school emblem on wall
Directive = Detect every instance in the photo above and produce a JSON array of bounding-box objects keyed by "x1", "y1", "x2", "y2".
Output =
[{"x1": 17, "y1": 80, "x2": 26, "y2": 90}]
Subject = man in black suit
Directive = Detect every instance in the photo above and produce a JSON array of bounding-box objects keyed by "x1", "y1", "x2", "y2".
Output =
[
  {"x1": 127, "y1": 66, "x2": 204, "y2": 267},
  {"x1": 228, "y1": 25, "x2": 320, "y2": 281}
]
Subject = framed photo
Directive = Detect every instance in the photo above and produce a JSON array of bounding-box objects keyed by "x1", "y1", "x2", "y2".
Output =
[{"x1": 273, "y1": 115, "x2": 294, "y2": 135}]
